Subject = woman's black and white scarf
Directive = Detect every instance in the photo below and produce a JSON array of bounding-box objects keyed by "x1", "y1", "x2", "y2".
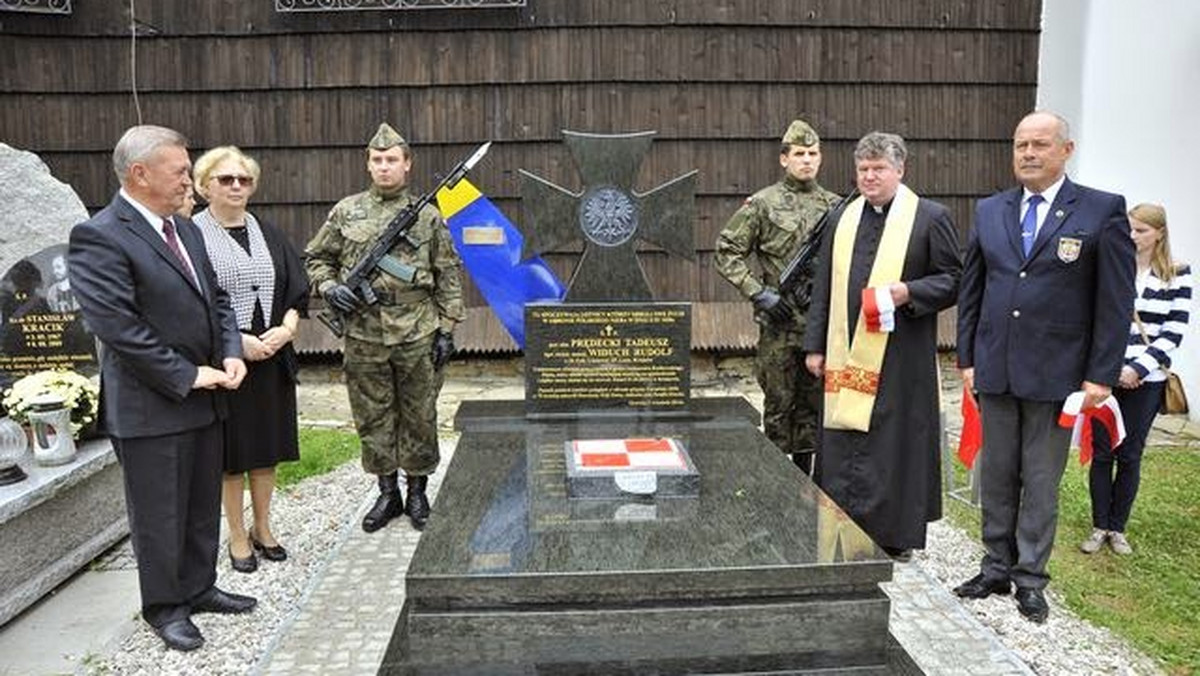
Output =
[{"x1": 194, "y1": 209, "x2": 276, "y2": 330}]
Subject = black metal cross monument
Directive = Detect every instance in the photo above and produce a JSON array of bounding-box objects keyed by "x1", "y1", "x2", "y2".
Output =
[{"x1": 519, "y1": 130, "x2": 698, "y2": 302}]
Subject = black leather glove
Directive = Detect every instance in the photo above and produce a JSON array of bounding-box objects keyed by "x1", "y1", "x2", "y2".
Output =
[
  {"x1": 751, "y1": 287, "x2": 792, "y2": 324},
  {"x1": 323, "y1": 284, "x2": 363, "y2": 314},
  {"x1": 431, "y1": 330, "x2": 455, "y2": 370}
]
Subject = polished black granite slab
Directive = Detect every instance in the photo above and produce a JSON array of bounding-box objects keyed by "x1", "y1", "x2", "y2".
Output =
[{"x1": 382, "y1": 399, "x2": 911, "y2": 674}]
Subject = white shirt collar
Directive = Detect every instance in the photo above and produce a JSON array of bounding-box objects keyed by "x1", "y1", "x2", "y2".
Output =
[
  {"x1": 1022, "y1": 174, "x2": 1066, "y2": 207},
  {"x1": 120, "y1": 187, "x2": 173, "y2": 232}
]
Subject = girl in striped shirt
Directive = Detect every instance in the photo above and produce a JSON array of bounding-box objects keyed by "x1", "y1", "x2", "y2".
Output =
[{"x1": 1081, "y1": 203, "x2": 1192, "y2": 555}]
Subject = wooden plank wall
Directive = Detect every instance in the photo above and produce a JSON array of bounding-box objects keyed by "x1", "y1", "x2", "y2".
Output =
[{"x1": 0, "y1": 0, "x2": 1040, "y2": 353}]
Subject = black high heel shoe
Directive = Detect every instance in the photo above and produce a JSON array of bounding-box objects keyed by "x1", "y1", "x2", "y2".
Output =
[
  {"x1": 229, "y1": 544, "x2": 258, "y2": 573},
  {"x1": 249, "y1": 530, "x2": 288, "y2": 562}
]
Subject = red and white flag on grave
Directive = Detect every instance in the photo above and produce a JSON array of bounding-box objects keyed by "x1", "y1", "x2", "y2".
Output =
[
  {"x1": 1058, "y1": 391, "x2": 1127, "y2": 465},
  {"x1": 572, "y1": 438, "x2": 687, "y2": 470}
]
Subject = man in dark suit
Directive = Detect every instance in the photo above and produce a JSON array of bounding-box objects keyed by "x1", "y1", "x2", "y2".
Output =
[
  {"x1": 69, "y1": 125, "x2": 256, "y2": 651},
  {"x1": 955, "y1": 111, "x2": 1136, "y2": 622}
]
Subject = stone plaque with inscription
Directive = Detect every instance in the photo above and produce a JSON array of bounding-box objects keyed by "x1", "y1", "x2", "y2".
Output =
[
  {"x1": 0, "y1": 244, "x2": 98, "y2": 392},
  {"x1": 525, "y1": 303, "x2": 690, "y2": 416}
]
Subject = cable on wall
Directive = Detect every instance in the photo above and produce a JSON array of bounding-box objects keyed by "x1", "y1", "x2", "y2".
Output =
[{"x1": 129, "y1": 0, "x2": 143, "y2": 124}]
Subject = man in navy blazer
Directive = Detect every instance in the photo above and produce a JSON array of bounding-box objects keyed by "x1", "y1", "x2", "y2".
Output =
[
  {"x1": 955, "y1": 111, "x2": 1136, "y2": 622},
  {"x1": 68, "y1": 125, "x2": 256, "y2": 651}
]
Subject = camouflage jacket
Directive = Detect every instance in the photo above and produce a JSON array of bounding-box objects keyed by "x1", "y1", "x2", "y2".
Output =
[
  {"x1": 715, "y1": 175, "x2": 840, "y2": 298},
  {"x1": 305, "y1": 186, "x2": 465, "y2": 346}
]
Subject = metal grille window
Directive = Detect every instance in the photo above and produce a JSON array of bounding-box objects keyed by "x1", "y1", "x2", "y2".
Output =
[
  {"x1": 276, "y1": 0, "x2": 525, "y2": 11},
  {"x1": 0, "y1": 0, "x2": 71, "y2": 14}
]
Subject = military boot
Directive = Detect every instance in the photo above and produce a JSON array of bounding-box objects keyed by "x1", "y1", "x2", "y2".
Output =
[
  {"x1": 362, "y1": 472, "x2": 404, "y2": 533},
  {"x1": 792, "y1": 452, "x2": 815, "y2": 476},
  {"x1": 406, "y1": 475, "x2": 430, "y2": 531}
]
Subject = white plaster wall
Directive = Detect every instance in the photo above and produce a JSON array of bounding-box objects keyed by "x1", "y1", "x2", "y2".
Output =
[{"x1": 1040, "y1": 0, "x2": 1200, "y2": 419}]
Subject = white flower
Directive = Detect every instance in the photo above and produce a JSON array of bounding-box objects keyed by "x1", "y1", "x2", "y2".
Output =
[{"x1": 2, "y1": 370, "x2": 100, "y2": 439}]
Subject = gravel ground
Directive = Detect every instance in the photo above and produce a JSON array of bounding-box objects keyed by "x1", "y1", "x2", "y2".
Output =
[
  {"x1": 78, "y1": 357, "x2": 1171, "y2": 675},
  {"x1": 918, "y1": 519, "x2": 1165, "y2": 676},
  {"x1": 83, "y1": 460, "x2": 374, "y2": 676}
]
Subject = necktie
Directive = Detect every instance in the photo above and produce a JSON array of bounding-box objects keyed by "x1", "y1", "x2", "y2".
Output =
[
  {"x1": 1021, "y1": 194, "x2": 1043, "y2": 258},
  {"x1": 162, "y1": 219, "x2": 197, "y2": 282}
]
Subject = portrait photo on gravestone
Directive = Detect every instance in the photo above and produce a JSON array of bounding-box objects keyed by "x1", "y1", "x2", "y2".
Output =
[{"x1": 0, "y1": 243, "x2": 98, "y2": 394}]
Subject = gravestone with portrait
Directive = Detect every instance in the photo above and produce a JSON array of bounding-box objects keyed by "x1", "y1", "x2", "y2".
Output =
[
  {"x1": 0, "y1": 243, "x2": 98, "y2": 392},
  {"x1": 380, "y1": 133, "x2": 918, "y2": 674},
  {"x1": 0, "y1": 144, "x2": 123, "y2": 629}
]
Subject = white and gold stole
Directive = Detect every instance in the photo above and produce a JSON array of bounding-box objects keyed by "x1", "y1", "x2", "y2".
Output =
[{"x1": 823, "y1": 184, "x2": 919, "y2": 431}]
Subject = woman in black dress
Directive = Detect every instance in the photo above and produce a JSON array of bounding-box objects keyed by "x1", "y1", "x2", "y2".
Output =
[{"x1": 192, "y1": 146, "x2": 308, "y2": 573}]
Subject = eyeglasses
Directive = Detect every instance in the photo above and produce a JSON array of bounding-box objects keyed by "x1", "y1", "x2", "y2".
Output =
[{"x1": 213, "y1": 174, "x2": 254, "y2": 187}]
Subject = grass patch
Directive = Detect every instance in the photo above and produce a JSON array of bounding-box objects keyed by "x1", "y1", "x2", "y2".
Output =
[
  {"x1": 276, "y1": 426, "x2": 361, "y2": 489},
  {"x1": 946, "y1": 445, "x2": 1200, "y2": 674}
]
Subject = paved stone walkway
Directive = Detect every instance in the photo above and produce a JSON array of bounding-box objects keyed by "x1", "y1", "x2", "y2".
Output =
[
  {"x1": 254, "y1": 458, "x2": 445, "y2": 676},
  {"x1": 884, "y1": 562, "x2": 1034, "y2": 675}
]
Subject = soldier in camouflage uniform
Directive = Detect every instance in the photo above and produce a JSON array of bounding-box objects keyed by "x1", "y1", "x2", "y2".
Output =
[
  {"x1": 715, "y1": 119, "x2": 840, "y2": 475},
  {"x1": 305, "y1": 123, "x2": 465, "y2": 532}
]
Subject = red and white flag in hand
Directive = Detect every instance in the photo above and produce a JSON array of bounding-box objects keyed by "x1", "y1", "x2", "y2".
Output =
[{"x1": 1058, "y1": 391, "x2": 1127, "y2": 465}]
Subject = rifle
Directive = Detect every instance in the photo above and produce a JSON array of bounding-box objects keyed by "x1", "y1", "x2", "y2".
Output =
[
  {"x1": 316, "y1": 141, "x2": 492, "y2": 337},
  {"x1": 760, "y1": 187, "x2": 859, "y2": 325}
]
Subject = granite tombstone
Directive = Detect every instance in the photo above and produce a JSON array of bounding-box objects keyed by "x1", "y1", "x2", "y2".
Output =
[{"x1": 381, "y1": 133, "x2": 919, "y2": 674}]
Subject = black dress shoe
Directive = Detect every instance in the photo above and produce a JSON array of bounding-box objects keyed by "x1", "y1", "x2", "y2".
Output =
[
  {"x1": 190, "y1": 587, "x2": 257, "y2": 615},
  {"x1": 229, "y1": 545, "x2": 258, "y2": 573},
  {"x1": 249, "y1": 531, "x2": 288, "y2": 562},
  {"x1": 1015, "y1": 587, "x2": 1049, "y2": 623},
  {"x1": 153, "y1": 618, "x2": 204, "y2": 652},
  {"x1": 953, "y1": 573, "x2": 1013, "y2": 599}
]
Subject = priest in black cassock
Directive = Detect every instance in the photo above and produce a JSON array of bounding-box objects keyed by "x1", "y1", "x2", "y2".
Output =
[{"x1": 803, "y1": 131, "x2": 962, "y2": 560}]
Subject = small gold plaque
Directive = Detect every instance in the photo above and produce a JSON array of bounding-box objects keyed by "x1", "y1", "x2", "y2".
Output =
[{"x1": 462, "y1": 226, "x2": 506, "y2": 245}]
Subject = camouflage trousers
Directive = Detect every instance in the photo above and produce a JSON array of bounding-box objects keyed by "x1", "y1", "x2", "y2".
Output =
[
  {"x1": 343, "y1": 334, "x2": 443, "y2": 477},
  {"x1": 754, "y1": 325, "x2": 822, "y2": 456}
]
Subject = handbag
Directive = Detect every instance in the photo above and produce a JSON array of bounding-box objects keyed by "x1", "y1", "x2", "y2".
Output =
[
  {"x1": 1134, "y1": 311, "x2": 1189, "y2": 414},
  {"x1": 1162, "y1": 371, "x2": 1189, "y2": 414}
]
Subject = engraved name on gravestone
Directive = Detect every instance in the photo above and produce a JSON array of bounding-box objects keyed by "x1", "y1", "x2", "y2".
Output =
[
  {"x1": 525, "y1": 303, "x2": 690, "y2": 415},
  {"x1": 0, "y1": 145, "x2": 97, "y2": 392}
]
